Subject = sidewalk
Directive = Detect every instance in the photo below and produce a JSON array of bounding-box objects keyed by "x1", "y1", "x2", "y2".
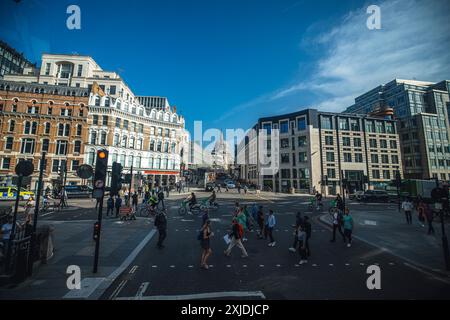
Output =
[
  {"x1": 0, "y1": 218, "x2": 156, "y2": 299},
  {"x1": 319, "y1": 208, "x2": 450, "y2": 275}
]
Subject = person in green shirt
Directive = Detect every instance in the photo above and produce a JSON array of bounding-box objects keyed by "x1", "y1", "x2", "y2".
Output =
[{"x1": 343, "y1": 208, "x2": 354, "y2": 247}]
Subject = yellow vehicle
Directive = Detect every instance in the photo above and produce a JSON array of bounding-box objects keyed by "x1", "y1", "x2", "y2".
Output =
[{"x1": 0, "y1": 187, "x2": 35, "y2": 200}]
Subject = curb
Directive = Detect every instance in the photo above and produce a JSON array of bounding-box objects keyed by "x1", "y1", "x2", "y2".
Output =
[{"x1": 316, "y1": 213, "x2": 450, "y2": 282}]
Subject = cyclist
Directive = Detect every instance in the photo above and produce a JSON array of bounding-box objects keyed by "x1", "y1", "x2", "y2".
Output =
[
  {"x1": 148, "y1": 194, "x2": 159, "y2": 210},
  {"x1": 208, "y1": 190, "x2": 217, "y2": 207},
  {"x1": 186, "y1": 192, "x2": 197, "y2": 212}
]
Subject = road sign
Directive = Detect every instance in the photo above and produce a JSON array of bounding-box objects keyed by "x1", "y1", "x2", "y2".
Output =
[
  {"x1": 76, "y1": 164, "x2": 94, "y2": 179},
  {"x1": 15, "y1": 161, "x2": 34, "y2": 177}
]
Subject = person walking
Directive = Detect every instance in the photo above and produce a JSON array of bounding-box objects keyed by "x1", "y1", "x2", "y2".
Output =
[
  {"x1": 200, "y1": 219, "x2": 213, "y2": 269},
  {"x1": 60, "y1": 187, "x2": 68, "y2": 208},
  {"x1": 154, "y1": 210, "x2": 167, "y2": 249},
  {"x1": 265, "y1": 210, "x2": 276, "y2": 247},
  {"x1": 243, "y1": 185, "x2": 248, "y2": 195},
  {"x1": 289, "y1": 212, "x2": 303, "y2": 252},
  {"x1": 423, "y1": 202, "x2": 435, "y2": 235},
  {"x1": 106, "y1": 195, "x2": 115, "y2": 217},
  {"x1": 124, "y1": 189, "x2": 130, "y2": 207},
  {"x1": 216, "y1": 184, "x2": 221, "y2": 193},
  {"x1": 297, "y1": 224, "x2": 308, "y2": 265},
  {"x1": 115, "y1": 195, "x2": 122, "y2": 218},
  {"x1": 417, "y1": 200, "x2": 426, "y2": 228},
  {"x1": 401, "y1": 197, "x2": 414, "y2": 225},
  {"x1": 132, "y1": 192, "x2": 139, "y2": 212},
  {"x1": 257, "y1": 206, "x2": 265, "y2": 239},
  {"x1": 343, "y1": 208, "x2": 354, "y2": 247},
  {"x1": 158, "y1": 188, "x2": 165, "y2": 210},
  {"x1": 224, "y1": 218, "x2": 248, "y2": 258},
  {"x1": 236, "y1": 207, "x2": 248, "y2": 242},
  {"x1": 303, "y1": 216, "x2": 312, "y2": 256},
  {"x1": 237, "y1": 183, "x2": 241, "y2": 194},
  {"x1": 165, "y1": 185, "x2": 170, "y2": 198},
  {"x1": 330, "y1": 209, "x2": 345, "y2": 242}
]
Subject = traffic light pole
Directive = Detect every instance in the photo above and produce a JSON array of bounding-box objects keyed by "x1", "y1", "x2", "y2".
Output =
[
  {"x1": 93, "y1": 193, "x2": 104, "y2": 274},
  {"x1": 5, "y1": 175, "x2": 23, "y2": 274}
]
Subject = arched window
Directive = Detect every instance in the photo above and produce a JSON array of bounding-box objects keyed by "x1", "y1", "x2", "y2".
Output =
[
  {"x1": 154, "y1": 157, "x2": 161, "y2": 169},
  {"x1": 121, "y1": 136, "x2": 127, "y2": 148},
  {"x1": 127, "y1": 155, "x2": 134, "y2": 167},
  {"x1": 74, "y1": 141, "x2": 81, "y2": 153},
  {"x1": 31, "y1": 122, "x2": 37, "y2": 135},
  {"x1": 76, "y1": 124, "x2": 82, "y2": 136},
  {"x1": 24, "y1": 121, "x2": 31, "y2": 134},
  {"x1": 167, "y1": 159, "x2": 173, "y2": 170},
  {"x1": 161, "y1": 158, "x2": 168, "y2": 169},
  {"x1": 64, "y1": 124, "x2": 70, "y2": 136},
  {"x1": 150, "y1": 140, "x2": 155, "y2": 151},
  {"x1": 130, "y1": 136, "x2": 135, "y2": 149},
  {"x1": 105, "y1": 97, "x2": 110, "y2": 107},
  {"x1": 112, "y1": 152, "x2": 118, "y2": 163},
  {"x1": 164, "y1": 142, "x2": 169, "y2": 153},
  {"x1": 149, "y1": 157, "x2": 154, "y2": 168},
  {"x1": 101, "y1": 131, "x2": 107, "y2": 145},
  {"x1": 137, "y1": 138, "x2": 143, "y2": 150},
  {"x1": 113, "y1": 133, "x2": 120, "y2": 146},
  {"x1": 8, "y1": 120, "x2": 15, "y2": 132},
  {"x1": 157, "y1": 141, "x2": 162, "y2": 152},
  {"x1": 120, "y1": 153, "x2": 126, "y2": 166},
  {"x1": 135, "y1": 156, "x2": 141, "y2": 168},
  {"x1": 58, "y1": 123, "x2": 64, "y2": 136},
  {"x1": 44, "y1": 122, "x2": 51, "y2": 134},
  {"x1": 88, "y1": 149, "x2": 96, "y2": 165},
  {"x1": 90, "y1": 131, "x2": 97, "y2": 144},
  {"x1": 171, "y1": 142, "x2": 176, "y2": 153},
  {"x1": 95, "y1": 96, "x2": 100, "y2": 106}
]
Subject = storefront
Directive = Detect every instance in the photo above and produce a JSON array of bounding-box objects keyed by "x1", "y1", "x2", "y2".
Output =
[{"x1": 143, "y1": 170, "x2": 179, "y2": 189}]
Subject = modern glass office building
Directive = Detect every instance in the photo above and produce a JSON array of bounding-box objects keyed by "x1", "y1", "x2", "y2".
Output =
[{"x1": 345, "y1": 79, "x2": 450, "y2": 180}]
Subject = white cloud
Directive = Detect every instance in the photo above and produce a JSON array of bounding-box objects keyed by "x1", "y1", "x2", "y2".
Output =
[{"x1": 285, "y1": 0, "x2": 450, "y2": 111}]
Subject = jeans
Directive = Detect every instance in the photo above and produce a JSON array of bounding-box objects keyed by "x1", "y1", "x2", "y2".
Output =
[
  {"x1": 405, "y1": 211, "x2": 412, "y2": 224},
  {"x1": 265, "y1": 226, "x2": 274, "y2": 243},
  {"x1": 157, "y1": 228, "x2": 167, "y2": 247},
  {"x1": 225, "y1": 236, "x2": 248, "y2": 256},
  {"x1": 298, "y1": 240, "x2": 307, "y2": 260},
  {"x1": 344, "y1": 228, "x2": 352, "y2": 244},
  {"x1": 332, "y1": 224, "x2": 345, "y2": 241},
  {"x1": 106, "y1": 206, "x2": 114, "y2": 216}
]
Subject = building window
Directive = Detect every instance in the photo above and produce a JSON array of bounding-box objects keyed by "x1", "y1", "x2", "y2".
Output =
[
  {"x1": 298, "y1": 152, "x2": 307, "y2": 163},
  {"x1": 101, "y1": 132, "x2": 107, "y2": 145},
  {"x1": 372, "y1": 170, "x2": 380, "y2": 179},
  {"x1": 343, "y1": 153, "x2": 352, "y2": 162},
  {"x1": 325, "y1": 136, "x2": 334, "y2": 146},
  {"x1": 20, "y1": 138, "x2": 35, "y2": 154},
  {"x1": 120, "y1": 154, "x2": 126, "y2": 166},
  {"x1": 64, "y1": 124, "x2": 70, "y2": 136},
  {"x1": 72, "y1": 160, "x2": 80, "y2": 171},
  {"x1": 24, "y1": 121, "x2": 31, "y2": 134},
  {"x1": 375, "y1": 121, "x2": 385, "y2": 133},
  {"x1": 339, "y1": 118, "x2": 349, "y2": 130},
  {"x1": 2, "y1": 157, "x2": 11, "y2": 169},
  {"x1": 157, "y1": 141, "x2": 162, "y2": 152},
  {"x1": 77, "y1": 64, "x2": 83, "y2": 77},
  {"x1": 110, "y1": 85, "x2": 116, "y2": 95},
  {"x1": 114, "y1": 134, "x2": 119, "y2": 146},
  {"x1": 93, "y1": 115, "x2": 98, "y2": 125},
  {"x1": 281, "y1": 169, "x2": 291, "y2": 179},
  {"x1": 281, "y1": 153, "x2": 290, "y2": 163},
  {"x1": 383, "y1": 170, "x2": 391, "y2": 179},
  {"x1": 91, "y1": 131, "x2": 97, "y2": 144},
  {"x1": 355, "y1": 153, "x2": 363, "y2": 162},
  {"x1": 164, "y1": 142, "x2": 169, "y2": 153},
  {"x1": 369, "y1": 139, "x2": 377, "y2": 148},
  {"x1": 45, "y1": 63, "x2": 51, "y2": 75},
  {"x1": 386, "y1": 122, "x2": 395, "y2": 134},
  {"x1": 161, "y1": 158, "x2": 168, "y2": 169},
  {"x1": 349, "y1": 119, "x2": 360, "y2": 131},
  {"x1": 121, "y1": 136, "x2": 127, "y2": 148},
  {"x1": 88, "y1": 150, "x2": 96, "y2": 165},
  {"x1": 354, "y1": 138, "x2": 362, "y2": 147},
  {"x1": 8, "y1": 120, "x2": 15, "y2": 132},
  {"x1": 123, "y1": 120, "x2": 129, "y2": 130},
  {"x1": 366, "y1": 120, "x2": 375, "y2": 133},
  {"x1": 149, "y1": 157, "x2": 154, "y2": 168},
  {"x1": 102, "y1": 116, "x2": 108, "y2": 126},
  {"x1": 130, "y1": 136, "x2": 135, "y2": 149},
  {"x1": 115, "y1": 118, "x2": 121, "y2": 128},
  {"x1": 342, "y1": 137, "x2": 351, "y2": 146},
  {"x1": 380, "y1": 139, "x2": 387, "y2": 148},
  {"x1": 154, "y1": 157, "x2": 161, "y2": 169},
  {"x1": 371, "y1": 154, "x2": 379, "y2": 163},
  {"x1": 150, "y1": 140, "x2": 155, "y2": 151},
  {"x1": 137, "y1": 138, "x2": 143, "y2": 150},
  {"x1": 138, "y1": 124, "x2": 143, "y2": 134},
  {"x1": 297, "y1": 117, "x2": 307, "y2": 131},
  {"x1": 298, "y1": 136, "x2": 307, "y2": 147},
  {"x1": 321, "y1": 117, "x2": 332, "y2": 130},
  {"x1": 280, "y1": 120, "x2": 289, "y2": 134},
  {"x1": 381, "y1": 154, "x2": 389, "y2": 164},
  {"x1": 150, "y1": 127, "x2": 155, "y2": 135},
  {"x1": 157, "y1": 127, "x2": 162, "y2": 136},
  {"x1": 76, "y1": 124, "x2": 82, "y2": 136},
  {"x1": 74, "y1": 141, "x2": 81, "y2": 153},
  {"x1": 281, "y1": 138, "x2": 289, "y2": 148},
  {"x1": 112, "y1": 153, "x2": 118, "y2": 163},
  {"x1": 42, "y1": 139, "x2": 49, "y2": 152},
  {"x1": 56, "y1": 140, "x2": 68, "y2": 155},
  {"x1": 5, "y1": 137, "x2": 13, "y2": 150},
  {"x1": 136, "y1": 156, "x2": 142, "y2": 169},
  {"x1": 262, "y1": 123, "x2": 272, "y2": 134},
  {"x1": 326, "y1": 152, "x2": 334, "y2": 162},
  {"x1": 58, "y1": 124, "x2": 64, "y2": 136},
  {"x1": 392, "y1": 155, "x2": 399, "y2": 164},
  {"x1": 44, "y1": 122, "x2": 50, "y2": 134},
  {"x1": 327, "y1": 168, "x2": 336, "y2": 179},
  {"x1": 48, "y1": 107, "x2": 52, "y2": 115}
]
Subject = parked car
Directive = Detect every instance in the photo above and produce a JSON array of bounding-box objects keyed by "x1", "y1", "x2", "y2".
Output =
[
  {"x1": 360, "y1": 190, "x2": 390, "y2": 202},
  {"x1": 64, "y1": 185, "x2": 91, "y2": 198},
  {"x1": 0, "y1": 187, "x2": 35, "y2": 200},
  {"x1": 349, "y1": 191, "x2": 364, "y2": 201},
  {"x1": 225, "y1": 181, "x2": 236, "y2": 189},
  {"x1": 205, "y1": 182, "x2": 215, "y2": 192}
]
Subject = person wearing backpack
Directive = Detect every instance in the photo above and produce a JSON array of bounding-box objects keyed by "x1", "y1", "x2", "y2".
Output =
[
  {"x1": 106, "y1": 195, "x2": 115, "y2": 217},
  {"x1": 224, "y1": 218, "x2": 248, "y2": 258},
  {"x1": 330, "y1": 209, "x2": 345, "y2": 243},
  {"x1": 154, "y1": 210, "x2": 167, "y2": 249},
  {"x1": 303, "y1": 215, "x2": 312, "y2": 256},
  {"x1": 157, "y1": 189, "x2": 165, "y2": 210},
  {"x1": 199, "y1": 219, "x2": 213, "y2": 269},
  {"x1": 114, "y1": 195, "x2": 122, "y2": 218},
  {"x1": 289, "y1": 212, "x2": 303, "y2": 253}
]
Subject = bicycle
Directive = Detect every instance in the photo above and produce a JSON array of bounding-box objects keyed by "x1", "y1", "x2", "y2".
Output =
[
  {"x1": 199, "y1": 198, "x2": 220, "y2": 211},
  {"x1": 178, "y1": 200, "x2": 202, "y2": 216},
  {"x1": 138, "y1": 202, "x2": 161, "y2": 218}
]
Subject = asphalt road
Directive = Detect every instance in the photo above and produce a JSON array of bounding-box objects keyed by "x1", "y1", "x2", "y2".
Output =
[{"x1": 95, "y1": 191, "x2": 450, "y2": 300}]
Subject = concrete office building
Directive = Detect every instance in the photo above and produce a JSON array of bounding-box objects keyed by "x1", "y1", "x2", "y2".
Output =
[
  {"x1": 137, "y1": 96, "x2": 170, "y2": 112},
  {"x1": 345, "y1": 79, "x2": 450, "y2": 181},
  {"x1": 238, "y1": 109, "x2": 403, "y2": 195},
  {"x1": 0, "y1": 40, "x2": 35, "y2": 78}
]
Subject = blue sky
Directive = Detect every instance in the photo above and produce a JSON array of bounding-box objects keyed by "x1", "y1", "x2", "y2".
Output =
[{"x1": 1, "y1": 0, "x2": 449, "y2": 136}]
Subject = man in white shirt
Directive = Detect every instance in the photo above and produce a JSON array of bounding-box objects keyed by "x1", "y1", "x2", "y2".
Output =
[{"x1": 401, "y1": 198, "x2": 414, "y2": 225}]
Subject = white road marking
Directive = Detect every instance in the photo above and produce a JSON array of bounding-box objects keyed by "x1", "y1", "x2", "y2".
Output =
[
  {"x1": 135, "y1": 282, "x2": 149, "y2": 300},
  {"x1": 345, "y1": 263, "x2": 350, "y2": 266},
  {"x1": 170, "y1": 265, "x2": 175, "y2": 268},
  {"x1": 116, "y1": 291, "x2": 266, "y2": 300},
  {"x1": 294, "y1": 264, "x2": 300, "y2": 267},
  {"x1": 276, "y1": 264, "x2": 281, "y2": 267},
  {"x1": 389, "y1": 262, "x2": 395, "y2": 265},
  {"x1": 243, "y1": 265, "x2": 247, "y2": 268},
  {"x1": 181, "y1": 219, "x2": 194, "y2": 222},
  {"x1": 188, "y1": 265, "x2": 194, "y2": 268},
  {"x1": 151, "y1": 265, "x2": 158, "y2": 268},
  {"x1": 129, "y1": 265, "x2": 138, "y2": 274},
  {"x1": 226, "y1": 265, "x2": 231, "y2": 268},
  {"x1": 329, "y1": 264, "x2": 334, "y2": 266},
  {"x1": 360, "y1": 263, "x2": 365, "y2": 266},
  {"x1": 109, "y1": 280, "x2": 128, "y2": 300},
  {"x1": 259, "y1": 265, "x2": 264, "y2": 267}
]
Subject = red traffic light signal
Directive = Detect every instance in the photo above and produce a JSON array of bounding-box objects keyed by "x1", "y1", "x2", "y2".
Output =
[{"x1": 93, "y1": 222, "x2": 100, "y2": 241}]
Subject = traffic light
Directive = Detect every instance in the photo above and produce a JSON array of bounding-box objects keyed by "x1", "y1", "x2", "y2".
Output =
[
  {"x1": 93, "y1": 221, "x2": 100, "y2": 241},
  {"x1": 111, "y1": 162, "x2": 123, "y2": 196},
  {"x1": 93, "y1": 149, "x2": 108, "y2": 198}
]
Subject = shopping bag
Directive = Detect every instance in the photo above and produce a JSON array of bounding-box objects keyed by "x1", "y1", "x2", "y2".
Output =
[{"x1": 223, "y1": 234, "x2": 231, "y2": 245}]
